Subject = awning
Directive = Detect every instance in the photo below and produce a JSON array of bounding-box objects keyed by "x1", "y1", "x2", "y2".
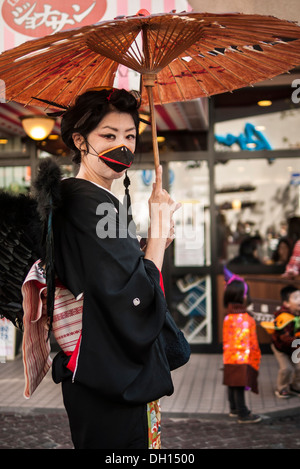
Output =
[{"x1": 0, "y1": 101, "x2": 61, "y2": 138}]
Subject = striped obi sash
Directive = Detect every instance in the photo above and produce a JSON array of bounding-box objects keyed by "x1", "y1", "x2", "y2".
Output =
[{"x1": 22, "y1": 260, "x2": 83, "y2": 398}]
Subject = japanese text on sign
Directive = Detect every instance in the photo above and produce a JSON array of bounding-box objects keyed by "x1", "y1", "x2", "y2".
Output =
[{"x1": 11, "y1": 2, "x2": 97, "y2": 33}]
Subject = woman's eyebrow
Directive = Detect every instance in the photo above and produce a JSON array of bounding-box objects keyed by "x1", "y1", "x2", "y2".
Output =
[
  {"x1": 101, "y1": 125, "x2": 136, "y2": 132},
  {"x1": 101, "y1": 125, "x2": 118, "y2": 131}
]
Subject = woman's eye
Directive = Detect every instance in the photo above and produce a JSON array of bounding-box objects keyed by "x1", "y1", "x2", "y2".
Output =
[
  {"x1": 102, "y1": 134, "x2": 115, "y2": 140},
  {"x1": 127, "y1": 134, "x2": 136, "y2": 140}
]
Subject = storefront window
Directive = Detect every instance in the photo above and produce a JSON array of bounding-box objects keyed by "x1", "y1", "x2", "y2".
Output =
[
  {"x1": 169, "y1": 161, "x2": 212, "y2": 344},
  {"x1": 0, "y1": 166, "x2": 30, "y2": 192},
  {"x1": 215, "y1": 158, "x2": 300, "y2": 265},
  {"x1": 0, "y1": 137, "x2": 25, "y2": 153},
  {"x1": 170, "y1": 161, "x2": 210, "y2": 267},
  {"x1": 171, "y1": 274, "x2": 212, "y2": 344}
]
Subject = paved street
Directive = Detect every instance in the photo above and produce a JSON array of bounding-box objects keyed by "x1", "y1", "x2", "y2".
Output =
[
  {"x1": 0, "y1": 408, "x2": 299, "y2": 450},
  {"x1": 162, "y1": 414, "x2": 300, "y2": 450},
  {"x1": 1, "y1": 353, "x2": 300, "y2": 453}
]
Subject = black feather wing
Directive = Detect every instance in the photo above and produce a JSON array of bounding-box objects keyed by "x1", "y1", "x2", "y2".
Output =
[
  {"x1": 33, "y1": 158, "x2": 62, "y2": 335},
  {"x1": 0, "y1": 191, "x2": 42, "y2": 330}
]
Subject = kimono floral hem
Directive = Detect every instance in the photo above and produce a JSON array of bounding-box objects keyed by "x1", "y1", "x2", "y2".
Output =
[{"x1": 147, "y1": 400, "x2": 161, "y2": 449}]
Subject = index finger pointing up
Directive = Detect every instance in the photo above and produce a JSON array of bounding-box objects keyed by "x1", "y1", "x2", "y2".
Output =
[{"x1": 154, "y1": 164, "x2": 162, "y2": 192}]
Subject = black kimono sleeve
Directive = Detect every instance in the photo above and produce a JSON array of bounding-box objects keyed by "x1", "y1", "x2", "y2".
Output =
[{"x1": 52, "y1": 178, "x2": 174, "y2": 404}]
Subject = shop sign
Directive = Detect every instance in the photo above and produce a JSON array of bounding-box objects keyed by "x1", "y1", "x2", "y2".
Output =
[
  {"x1": 290, "y1": 173, "x2": 300, "y2": 186},
  {"x1": 2, "y1": 0, "x2": 107, "y2": 37},
  {"x1": 215, "y1": 122, "x2": 272, "y2": 151},
  {"x1": 0, "y1": 318, "x2": 16, "y2": 361}
]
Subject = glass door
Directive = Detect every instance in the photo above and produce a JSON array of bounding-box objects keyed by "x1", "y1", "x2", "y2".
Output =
[{"x1": 169, "y1": 160, "x2": 212, "y2": 344}]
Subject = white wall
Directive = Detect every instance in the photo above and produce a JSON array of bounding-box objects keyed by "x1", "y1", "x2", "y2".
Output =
[{"x1": 188, "y1": 0, "x2": 300, "y2": 24}]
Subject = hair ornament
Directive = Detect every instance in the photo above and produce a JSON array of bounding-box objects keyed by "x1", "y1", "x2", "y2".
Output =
[
  {"x1": 223, "y1": 266, "x2": 248, "y2": 295},
  {"x1": 31, "y1": 96, "x2": 69, "y2": 117},
  {"x1": 74, "y1": 110, "x2": 93, "y2": 129},
  {"x1": 128, "y1": 89, "x2": 141, "y2": 107}
]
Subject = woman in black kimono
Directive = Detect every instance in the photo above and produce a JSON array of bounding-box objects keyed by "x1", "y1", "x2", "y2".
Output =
[{"x1": 43, "y1": 88, "x2": 180, "y2": 449}]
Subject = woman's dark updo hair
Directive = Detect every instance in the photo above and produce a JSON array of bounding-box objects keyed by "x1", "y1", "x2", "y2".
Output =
[
  {"x1": 61, "y1": 88, "x2": 140, "y2": 164},
  {"x1": 223, "y1": 280, "x2": 251, "y2": 307}
]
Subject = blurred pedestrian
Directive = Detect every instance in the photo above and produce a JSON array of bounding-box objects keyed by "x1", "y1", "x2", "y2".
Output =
[
  {"x1": 216, "y1": 212, "x2": 231, "y2": 261},
  {"x1": 222, "y1": 268, "x2": 262, "y2": 423},
  {"x1": 282, "y1": 217, "x2": 300, "y2": 278},
  {"x1": 227, "y1": 236, "x2": 262, "y2": 267},
  {"x1": 271, "y1": 237, "x2": 292, "y2": 265},
  {"x1": 271, "y1": 285, "x2": 300, "y2": 398}
]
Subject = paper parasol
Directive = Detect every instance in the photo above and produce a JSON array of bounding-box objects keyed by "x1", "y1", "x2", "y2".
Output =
[{"x1": 1, "y1": 10, "x2": 300, "y2": 167}]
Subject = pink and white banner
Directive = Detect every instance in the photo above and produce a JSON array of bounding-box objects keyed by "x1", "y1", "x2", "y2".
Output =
[{"x1": 0, "y1": 0, "x2": 192, "y2": 51}]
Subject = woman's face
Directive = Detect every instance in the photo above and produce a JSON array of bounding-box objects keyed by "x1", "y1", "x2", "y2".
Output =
[
  {"x1": 76, "y1": 111, "x2": 137, "y2": 184},
  {"x1": 278, "y1": 242, "x2": 290, "y2": 263}
]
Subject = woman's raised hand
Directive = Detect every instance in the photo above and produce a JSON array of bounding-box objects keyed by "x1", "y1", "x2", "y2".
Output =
[
  {"x1": 144, "y1": 166, "x2": 181, "y2": 270},
  {"x1": 148, "y1": 165, "x2": 180, "y2": 242}
]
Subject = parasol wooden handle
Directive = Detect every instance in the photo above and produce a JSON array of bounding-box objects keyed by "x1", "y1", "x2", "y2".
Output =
[{"x1": 143, "y1": 73, "x2": 160, "y2": 169}]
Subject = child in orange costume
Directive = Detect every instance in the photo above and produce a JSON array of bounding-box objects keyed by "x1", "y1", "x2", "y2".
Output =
[{"x1": 223, "y1": 268, "x2": 261, "y2": 423}]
